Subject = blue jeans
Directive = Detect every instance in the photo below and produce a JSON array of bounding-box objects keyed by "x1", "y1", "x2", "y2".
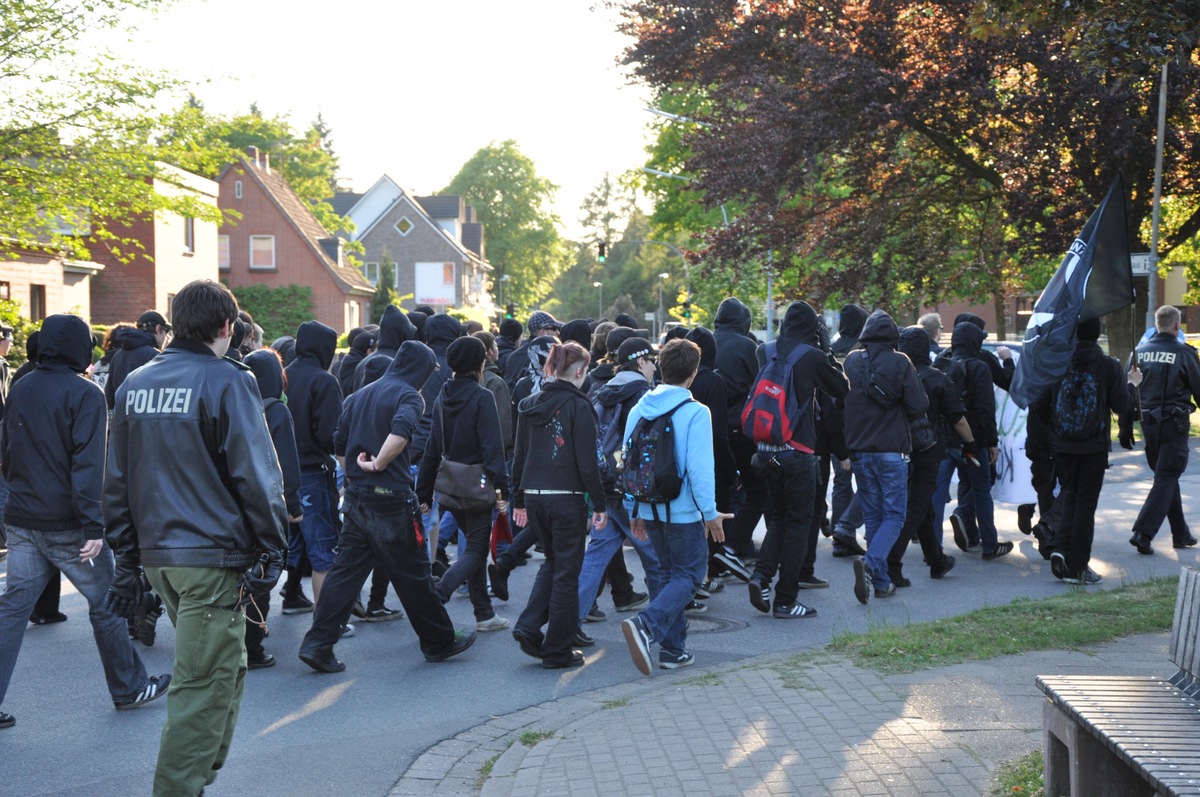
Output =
[
  {"x1": 851, "y1": 452, "x2": 910, "y2": 589},
  {"x1": 0, "y1": 526, "x2": 148, "y2": 705},
  {"x1": 575, "y1": 498, "x2": 663, "y2": 624},
  {"x1": 638, "y1": 519, "x2": 707, "y2": 655},
  {"x1": 935, "y1": 451, "x2": 998, "y2": 552},
  {"x1": 294, "y1": 470, "x2": 339, "y2": 572}
]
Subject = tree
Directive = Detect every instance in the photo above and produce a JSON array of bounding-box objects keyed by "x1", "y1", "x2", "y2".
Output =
[
  {"x1": 1, "y1": 0, "x2": 223, "y2": 263},
  {"x1": 229, "y1": 284, "x2": 314, "y2": 343},
  {"x1": 441, "y1": 141, "x2": 567, "y2": 308},
  {"x1": 619, "y1": 0, "x2": 1200, "y2": 319},
  {"x1": 369, "y1": 255, "x2": 400, "y2": 322}
]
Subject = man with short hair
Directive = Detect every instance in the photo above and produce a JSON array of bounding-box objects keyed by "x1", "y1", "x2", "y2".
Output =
[
  {"x1": 918, "y1": 312, "x2": 943, "y2": 354},
  {"x1": 103, "y1": 310, "x2": 171, "y2": 410},
  {"x1": 620, "y1": 339, "x2": 731, "y2": 674},
  {"x1": 1126, "y1": 304, "x2": 1200, "y2": 554},
  {"x1": 104, "y1": 280, "x2": 288, "y2": 796},
  {"x1": 0, "y1": 314, "x2": 171, "y2": 732}
]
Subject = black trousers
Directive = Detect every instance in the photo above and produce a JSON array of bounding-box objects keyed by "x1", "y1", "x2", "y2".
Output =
[
  {"x1": 434, "y1": 506, "x2": 496, "y2": 621},
  {"x1": 515, "y1": 494, "x2": 588, "y2": 665},
  {"x1": 1133, "y1": 418, "x2": 1192, "y2": 542},
  {"x1": 753, "y1": 450, "x2": 817, "y2": 608},
  {"x1": 888, "y1": 449, "x2": 943, "y2": 575},
  {"x1": 301, "y1": 488, "x2": 456, "y2": 660},
  {"x1": 1051, "y1": 450, "x2": 1108, "y2": 573},
  {"x1": 725, "y1": 429, "x2": 766, "y2": 558}
]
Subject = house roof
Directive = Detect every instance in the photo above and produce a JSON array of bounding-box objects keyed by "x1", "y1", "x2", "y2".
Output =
[
  {"x1": 415, "y1": 195, "x2": 464, "y2": 221},
  {"x1": 236, "y1": 158, "x2": 374, "y2": 297},
  {"x1": 329, "y1": 191, "x2": 362, "y2": 217},
  {"x1": 356, "y1": 185, "x2": 490, "y2": 272}
]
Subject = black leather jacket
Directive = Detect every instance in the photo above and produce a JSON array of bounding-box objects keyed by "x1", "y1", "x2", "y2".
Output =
[
  {"x1": 103, "y1": 340, "x2": 288, "y2": 569},
  {"x1": 1133, "y1": 332, "x2": 1200, "y2": 420}
]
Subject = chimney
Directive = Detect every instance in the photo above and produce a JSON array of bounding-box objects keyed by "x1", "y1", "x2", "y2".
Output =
[
  {"x1": 248, "y1": 145, "x2": 260, "y2": 167},
  {"x1": 264, "y1": 152, "x2": 270, "y2": 174}
]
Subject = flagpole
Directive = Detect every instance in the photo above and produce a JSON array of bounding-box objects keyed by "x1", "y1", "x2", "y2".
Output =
[{"x1": 1148, "y1": 61, "x2": 1169, "y2": 330}]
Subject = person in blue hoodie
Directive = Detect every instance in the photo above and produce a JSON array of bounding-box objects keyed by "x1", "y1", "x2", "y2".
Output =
[{"x1": 620, "y1": 339, "x2": 732, "y2": 675}]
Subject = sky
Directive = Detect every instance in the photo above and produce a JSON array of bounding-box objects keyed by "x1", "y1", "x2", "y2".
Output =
[{"x1": 123, "y1": 0, "x2": 655, "y2": 240}]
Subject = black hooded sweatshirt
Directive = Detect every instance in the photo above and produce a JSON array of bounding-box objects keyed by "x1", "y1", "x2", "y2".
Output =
[
  {"x1": 713, "y1": 297, "x2": 761, "y2": 423},
  {"x1": 336, "y1": 340, "x2": 437, "y2": 492},
  {"x1": 831, "y1": 303, "x2": 868, "y2": 361},
  {"x1": 285, "y1": 321, "x2": 343, "y2": 471},
  {"x1": 754, "y1": 302, "x2": 849, "y2": 452},
  {"x1": 941, "y1": 322, "x2": 999, "y2": 448},
  {"x1": 1035, "y1": 340, "x2": 1133, "y2": 455},
  {"x1": 416, "y1": 375, "x2": 510, "y2": 505},
  {"x1": 104, "y1": 326, "x2": 160, "y2": 410},
  {"x1": 245, "y1": 349, "x2": 303, "y2": 517},
  {"x1": 337, "y1": 331, "x2": 373, "y2": 397},
  {"x1": 3, "y1": 315, "x2": 107, "y2": 537},
  {"x1": 932, "y1": 312, "x2": 1014, "y2": 391},
  {"x1": 898, "y1": 326, "x2": 967, "y2": 460},
  {"x1": 686, "y1": 327, "x2": 737, "y2": 511},
  {"x1": 356, "y1": 305, "x2": 418, "y2": 391},
  {"x1": 413, "y1": 313, "x2": 462, "y2": 461},
  {"x1": 511, "y1": 379, "x2": 606, "y2": 508},
  {"x1": 841, "y1": 310, "x2": 928, "y2": 453}
]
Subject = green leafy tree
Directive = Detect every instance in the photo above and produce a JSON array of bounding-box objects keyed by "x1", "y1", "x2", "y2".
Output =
[
  {"x1": 370, "y1": 255, "x2": 400, "y2": 322},
  {"x1": 441, "y1": 140, "x2": 567, "y2": 308},
  {"x1": 229, "y1": 284, "x2": 314, "y2": 343}
]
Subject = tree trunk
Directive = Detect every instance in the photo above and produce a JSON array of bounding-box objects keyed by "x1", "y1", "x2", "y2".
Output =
[{"x1": 994, "y1": 295, "x2": 1008, "y2": 341}]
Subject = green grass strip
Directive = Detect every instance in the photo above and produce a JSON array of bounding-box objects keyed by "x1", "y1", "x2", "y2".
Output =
[{"x1": 824, "y1": 575, "x2": 1177, "y2": 674}]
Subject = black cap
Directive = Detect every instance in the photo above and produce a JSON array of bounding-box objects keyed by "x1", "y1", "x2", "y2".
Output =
[
  {"x1": 138, "y1": 311, "x2": 172, "y2": 332},
  {"x1": 616, "y1": 337, "x2": 654, "y2": 364},
  {"x1": 446, "y1": 336, "x2": 487, "y2": 375}
]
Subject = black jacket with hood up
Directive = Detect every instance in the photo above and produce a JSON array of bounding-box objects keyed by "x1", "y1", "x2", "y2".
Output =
[
  {"x1": 686, "y1": 327, "x2": 737, "y2": 510},
  {"x1": 939, "y1": 322, "x2": 999, "y2": 448},
  {"x1": 1036, "y1": 340, "x2": 1133, "y2": 455},
  {"x1": 355, "y1": 305, "x2": 417, "y2": 391},
  {"x1": 285, "y1": 321, "x2": 343, "y2": 471},
  {"x1": 932, "y1": 312, "x2": 1014, "y2": 391},
  {"x1": 104, "y1": 326, "x2": 160, "y2": 410},
  {"x1": 336, "y1": 341, "x2": 437, "y2": 492},
  {"x1": 843, "y1": 311, "x2": 928, "y2": 454},
  {"x1": 413, "y1": 313, "x2": 462, "y2": 461},
  {"x1": 831, "y1": 303, "x2": 868, "y2": 361},
  {"x1": 246, "y1": 349, "x2": 303, "y2": 517},
  {"x1": 416, "y1": 375, "x2": 510, "y2": 506},
  {"x1": 712, "y1": 297, "x2": 761, "y2": 423},
  {"x1": 898, "y1": 326, "x2": 965, "y2": 459},
  {"x1": 512, "y1": 379, "x2": 606, "y2": 508},
  {"x1": 3, "y1": 315, "x2": 107, "y2": 537}
]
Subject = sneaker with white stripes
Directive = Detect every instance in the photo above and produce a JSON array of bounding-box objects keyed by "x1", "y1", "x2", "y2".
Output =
[{"x1": 114, "y1": 674, "x2": 171, "y2": 711}]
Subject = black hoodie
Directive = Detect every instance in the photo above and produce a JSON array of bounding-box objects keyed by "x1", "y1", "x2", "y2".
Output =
[
  {"x1": 416, "y1": 375, "x2": 510, "y2": 505},
  {"x1": 336, "y1": 340, "x2": 438, "y2": 491},
  {"x1": 687, "y1": 327, "x2": 738, "y2": 510},
  {"x1": 1035, "y1": 340, "x2": 1132, "y2": 455},
  {"x1": 356, "y1": 305, "x2": 417, "y2": 390},
  {"x1": 337, "y1": 331, "x2": 373, "y2": 397},
  {"x1": 713, "y1": 297, "x2": 761, "y2": 423},
  {"x1": 932, "y1": 312, "x2": 1015, "y2": 391},
  {"x1": 285, "y1": 321, "x2": 343, "y2": 471},
  {"x1": 246, "y1": 349, "x2": 303, "y2": 517},
  {"x1": 942, "y1": 321, "x2": 998, "y2": 447},
  {"x1": 413, "y1": 313, "x2": 463, "y2": 460},
  {"x1": 3, "y1": 315, "x2": 107, "y2": 537},
  {"x1": 831, "y1": 303, "x2": 868, "y2": 360},
  {"x1": 104, "y1": 326, "x2": 160, "y2": 410},
  {"x1": 511, "y1": 379, "x2": 606, "y2": 508},
  {"x1": 843, "y1": 311, "x2": 927, "y2": 454},
  {"x1": 898, "y1": 326, "x2": 965, "y2": 459}
]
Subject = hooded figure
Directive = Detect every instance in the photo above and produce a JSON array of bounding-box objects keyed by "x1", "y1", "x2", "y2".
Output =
[
  {"x1": 687, "y1": 326, "x2": 736, "y2": 511},
  {"x1": 285, "y1": 321, "x2": 344, "y2": 473},
  {"x1": 559, "y1": 319, "x2": 593, "y2": 351},
  {"x1": 412, "y1": 313, "x2": 464, "y2": 462},
  {"x1": 947, "y1": 321, "x2": 998, "y2": 450},
  {"x1": 496, "y1": 318, "x2": 523, "y2": 372},
  {"x1": 245, "y1": 349, "x2": 302, "y2": 520},
  {"x1": 934, "y1": 312, "x2": 1014, "y2": 390},
  {"x1": 356, "y1": 306, "x2": 418, "y2": 390},
  {"x1": 830, "y1": 303, "x2": 868, "y2": 360},
  {"x1": 713, "y1": 297, "x2": 760, "y2": 423},
  {"x1": 104, "y1": 325, "x2": 162, "y2": 410},
  {"x1": 508, "y1": 335, "x2": 558, "y2": 429},
  {"x1": 270, "y1": 336, "x2": 298, "y2": 368},
  {"x1": 613, "y1": 313, "x2": 638, "y2": 329},
  {"x1": 407, "y1": 311, "x2": 428, "y2": 343},
  {"x1": 10, "y1": 331, "x2": 40, "y2": 387}
]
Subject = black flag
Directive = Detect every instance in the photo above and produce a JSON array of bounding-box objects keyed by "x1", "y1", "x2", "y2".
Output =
[{"x1": 1010, "y1": 175, "x2": 1134, "y2": 409}]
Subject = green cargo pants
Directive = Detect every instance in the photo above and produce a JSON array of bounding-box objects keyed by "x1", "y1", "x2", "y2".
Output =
[{"x1": 145, "y1": 566, "x2": 247, "y2": 797}]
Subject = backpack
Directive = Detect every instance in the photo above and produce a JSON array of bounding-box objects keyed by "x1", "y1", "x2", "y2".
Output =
[
  {"x1": 1053, "y1": 360, "x2": 1105, "y2": 441},
  {"x1": 619, "y1": 398, "x2": 693, "y2": 521},
  {"x1": 938, "y1": 359, "x2": 971, "y2": 447},
  {"x1": 593, "y1": 398, "x2": 625, "y2": 487},
  {"x1": 740, "y1": 341, "x2": 812, "y2": 449}
]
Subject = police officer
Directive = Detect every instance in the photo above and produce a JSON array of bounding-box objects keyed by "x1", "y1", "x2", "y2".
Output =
[{"x1": 1126, "y1": 305, "x2": 1200, "y2": 554}]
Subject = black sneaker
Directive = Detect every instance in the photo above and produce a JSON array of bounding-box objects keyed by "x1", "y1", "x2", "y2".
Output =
[
  {"x1": 340, "y1": 624, "x2": 355, "y2": 638},
  {"x1": 888, "y1": 572, "x2": 912, "y2": 588},
  {"x1": 712, "y1": 548, "x2": 752, "y2": 582},
  {"x1": 247, "y1": 652, "x2": 276, "y2": 670},
  {"x1": 30, "y1": 611, "x2": 68, "y2": 626},
  {"x1": 350, "y1": 600, "x2": 367, "y2": 619},
  {"x1": 615, "y1": 592, "x2": 649, "y2": 612},
  {"x1": 930, "y1": 555, "x2": 956, "y2": 579},
  {"x1": 363, "y1": 606, "x2": 404, "y2": 622},
  {"x1": 1017, "y1": 503, "x2": 1035, "y2": 535},
  {"x1": 695, "y1": 579, "x2": 724, "y2": 599},
  {"x1": 542, "y1": 650, "x2": 584, "y2": 669},
  {"x1": 832, "y1": 532, "x2": 865, "y2": 556},
  {"x1": 659, "y1": 650, "x2": 695, "y2": 669},
  {"x1": 773, "y1": 602, "x2": 817, "y2": 619},
  {"x1": 1049, "y1": 551, "x2": 1067, "y2": 580},
  {"x1": 0, "y1": 711, "x2": 14, "y2": 729},
  {"x1": 684, "y1": 599, "x2": 707, "y2": 615},
  {"x1": 852, "y1": 558, "x2": 871, "y2": 605},
  {"x1": 1174, "y1": 536, "x2": 1199, "y2": 549},
  {"x1": 280, "y1": 594, "x2": 314, "y2": 615},
  {"x1": 487, "y1": 563, "x2": 509, "y2": 602},
  {"x1": 573, "y1": 628, "x2": 595, "y2": 647},
  {"x1": 114, "y1": 674, "x2": 171, "y2": 710},
  {"x1": 748, "y1": 579, "x2": 771, "y2": 614},
  {"x1": 1063, "y1": 568, "x2": 1103, "y2": 586},
  {"x1": 621, "y1": 615, "x2": 653, "y2": 676},
  {"x1": 875, "y1": 583, "x2": 896, "y2": 599},
  {"x1": 982, "y1": 541, "x2": 1014, "y2": 560},
  {"x1": 299, "y1": 647, "x2": 345, "y2": 673},
  {"x1": 797, "y1": 576, "x2": 830, "y2": 589},
  {"x1": 424, "y1": 630, "x2": 476, "y2": 662},
  {"x1": 950, "y1": 513, "x2": 969, "y2": 552},
  {"x1": 585, "y1": 602, "x2": 606, "y2": 623},
  {"x1": 1130, "y1": 532, "x2": 1154, "y2": 555},
  {"x1": 512, "y1": 629, "x2": 544, "y2": 660}
]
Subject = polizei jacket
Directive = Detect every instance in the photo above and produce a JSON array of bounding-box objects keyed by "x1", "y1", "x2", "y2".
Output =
[{"x1": 103, "y1": 339, "x2": 288, "y2": 569}]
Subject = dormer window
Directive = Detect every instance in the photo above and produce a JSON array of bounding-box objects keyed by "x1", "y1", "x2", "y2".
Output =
[{"x1": 395, "y1": 217, "x2": 413, "y2": 236}]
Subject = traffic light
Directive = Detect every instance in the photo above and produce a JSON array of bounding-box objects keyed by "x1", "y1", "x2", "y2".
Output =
[
  {"x1": 597, "y1": 242, "x2": 608, "y2": 263},
  {"x1": 682, "y1": 300, "x2": 691, "y2": 320},
  {"x1": 505, "y1": 303, "x2": 514, "y2": 319}
]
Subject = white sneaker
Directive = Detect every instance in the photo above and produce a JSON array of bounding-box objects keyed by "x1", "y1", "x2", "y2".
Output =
[{"x1": 476, "y1": 616, "x2": 510, "y2": 632}]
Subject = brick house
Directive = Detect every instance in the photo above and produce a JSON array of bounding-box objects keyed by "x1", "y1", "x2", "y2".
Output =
[
  {"x1": 333, "y1": 175, "x2": 491, "y2": 317},
  {"x1": 0, "y1": 242, "x2": 103, "y2": 323},
  {"x1": 219, "y1": 152, "x2": 374, "y2": 333},
  {"x1": 89, "y1": 164, "x2": 219, "y2": 325}
]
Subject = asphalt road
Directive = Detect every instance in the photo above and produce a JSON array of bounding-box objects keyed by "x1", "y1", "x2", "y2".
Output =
[{"x1": 1, "y1": 446, "x2": 1195, "y2": 796}]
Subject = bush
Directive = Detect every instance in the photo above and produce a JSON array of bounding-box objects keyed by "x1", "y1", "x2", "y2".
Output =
[
  {"x1": 227, "y1": 284, "x2": 315, "y2": 343},
  {"x1": 0, "y1": 300, "x2": 43, "y2": 369}
]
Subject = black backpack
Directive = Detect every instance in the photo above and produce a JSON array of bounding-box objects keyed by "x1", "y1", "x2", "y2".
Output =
[
  {"x1": 619, "y1": 398, "x2": 693, "y2": 521},
  {"x1": 593, "y1": 398, "x2": 625, "y2": 487},
  {"x1": 1053, "y1": 360, "x2": 1105, "y2": 441}
]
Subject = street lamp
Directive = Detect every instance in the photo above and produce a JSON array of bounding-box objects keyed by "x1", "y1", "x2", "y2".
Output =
[
  {"x1": 593, "y1": 281, "x2": 603, "y2": 318},
  {"x1": 498, "y1": 274, "x2": 510, "y2": 309},
  {"x1": 657, "y1": 272, "x2": 669, "y2": 341}
]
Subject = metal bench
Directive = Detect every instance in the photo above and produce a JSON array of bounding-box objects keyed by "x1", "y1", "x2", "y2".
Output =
[{"x1": 1036, "y1": 566, "x2": 1200, "y2": 797}]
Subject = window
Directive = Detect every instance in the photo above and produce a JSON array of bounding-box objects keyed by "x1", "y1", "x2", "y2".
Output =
[
  {"x1": 394, "y1": 217, "x2": 413, "y2": 236},
  {"x1": 218, "y1": 235, "x2": 230, "y2": 271},
  {"x1": 183, "y1": 216, "x2": 195, "y2": 253},
  {"x1": 0, "y1": 282, "x2": 9, "y2": 301},
  {"x1": 30, "y1": 285, "x2": 46, "y2": 321},
  {"x1": 361, "y1": 261, "x2": 379, "y2": 286},
  {"x1": 234, "y1": 180, "x2": 243, "y2": 199},
  {"x1": 249, "y1": 235, "x2": 275, "y2": 270}
]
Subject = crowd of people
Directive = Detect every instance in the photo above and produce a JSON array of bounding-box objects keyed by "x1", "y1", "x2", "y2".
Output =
[{"x1": 0, "y1": 281, "x2": 1196, "y2": 796}]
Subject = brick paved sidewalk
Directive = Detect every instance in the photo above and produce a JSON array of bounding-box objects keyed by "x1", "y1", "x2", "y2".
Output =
[{"x1": 390, "y1": 633, "x2": 1169, "y2": 797}]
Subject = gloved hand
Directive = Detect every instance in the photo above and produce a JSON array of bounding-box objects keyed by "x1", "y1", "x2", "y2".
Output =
[
  {"x1": 105, "y1": 557, "x2": 143, "y2": 619},
  {"x1": 239, "y1": 553, "x2": 283, "y2": 607},
  {"x1": 1119, "y1": 431, "x2": 1135, "y2": 450}
]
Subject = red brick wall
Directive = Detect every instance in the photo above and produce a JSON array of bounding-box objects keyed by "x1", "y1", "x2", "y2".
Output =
[{"x1": 88, "y1": 215, "x2": 157, "y2": 325}]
